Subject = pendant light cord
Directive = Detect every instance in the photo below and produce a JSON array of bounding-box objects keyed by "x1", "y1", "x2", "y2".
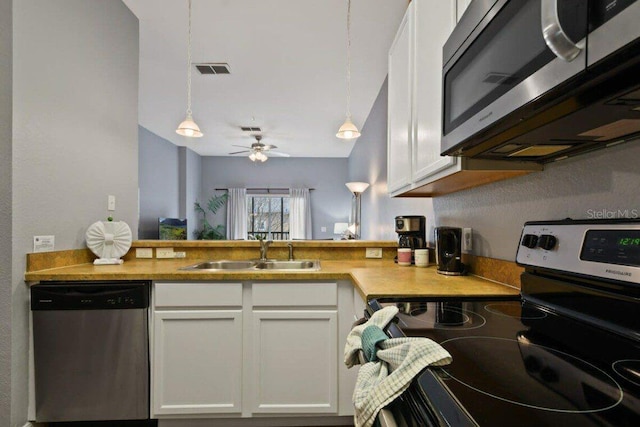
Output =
[
  {"x1": 346, "y1": 0, "x2": 352, "y2": 119},
  {"x1": 186, "y1": 0, "x2": 193, "y2": 116}
]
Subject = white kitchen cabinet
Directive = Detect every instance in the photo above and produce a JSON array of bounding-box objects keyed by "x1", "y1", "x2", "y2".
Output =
[
  {"x1": 388, "y1": 0, "x2": 457, "y2": 197},
  {"x1": 388, "y1": 0, "x2": 541, "y2": 197},
  {"x1": 152, "y1": 280, "x2": 356, "y2": 421},
  {"x1": 151, "y1": 282, "x2": 243, "y2": 417},
  {"x1": 411, "y1": 0, "x2": 458, "y2": 186},
  {"x1": 251, "y1": 310, "x2": 338, "y2": 413},
  {"x1": 250, "y1": 282, "x2": 338, "y2": 414},
  {"x1": 387, "y1": 2, "x2": 414, "y2": 194}
]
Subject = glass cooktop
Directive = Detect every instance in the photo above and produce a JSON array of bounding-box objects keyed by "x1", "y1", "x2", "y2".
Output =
[{"x1": 375, "y1": 299, "x2": 640, "y2": 427}]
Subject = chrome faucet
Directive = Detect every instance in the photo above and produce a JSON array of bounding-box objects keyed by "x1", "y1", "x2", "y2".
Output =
[
  {"x1": 259, "y1": 239, "x2": 272, "y2": 261},
  {"x1": 287, "y1": 242, "x2": 294, "y2": 261}
]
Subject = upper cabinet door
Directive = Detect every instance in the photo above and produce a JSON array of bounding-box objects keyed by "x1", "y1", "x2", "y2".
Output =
[
  {"x1": 411, "y1": 0, "x2": 457, "y2": 183},
  {"x1": 387, "y1": 3, "x2": 414, "y2": 195}
]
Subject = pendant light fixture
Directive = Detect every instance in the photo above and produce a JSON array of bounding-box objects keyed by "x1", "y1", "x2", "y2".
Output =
[
  {"x1": 176, "y1": 0, "x2": 203, "y2": 138},
  {"x1": 336, "y1": 0, "x2": 361, "y2": 140}
]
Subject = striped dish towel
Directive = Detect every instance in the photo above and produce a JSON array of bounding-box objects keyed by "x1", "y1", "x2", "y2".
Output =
[{"x1": 344, "y1": 306, "x2": 453, "y2": 427}]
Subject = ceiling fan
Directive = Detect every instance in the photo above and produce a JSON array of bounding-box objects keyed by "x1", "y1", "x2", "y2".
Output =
[{"x1": 228, "y1": 135, "x2": 290, "y2": 162}]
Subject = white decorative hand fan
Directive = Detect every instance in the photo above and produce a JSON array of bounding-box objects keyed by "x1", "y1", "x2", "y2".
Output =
[{"x1": 85, "y1": 221, "x2": 132, "y2": 265}]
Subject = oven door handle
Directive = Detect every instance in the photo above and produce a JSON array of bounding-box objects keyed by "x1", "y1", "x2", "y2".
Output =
[
  {"x1": 541, "y1": 0, "x2": 583, "y2": 61},
  {"x1": 378, "y1": 408, "x2": 399, "y2": 427}
]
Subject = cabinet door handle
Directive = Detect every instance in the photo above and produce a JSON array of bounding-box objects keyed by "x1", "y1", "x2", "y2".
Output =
[{"x1": 541, "y1": 0, "x2": 583, "y2": 61}]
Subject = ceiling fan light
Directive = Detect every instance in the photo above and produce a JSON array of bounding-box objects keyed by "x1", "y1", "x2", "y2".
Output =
[
  {"x1": 249, "y1": 152, "x2": 257, "y2": 162},
  {"x1": 336, "y1": 117, "x2": 361, "y2": 139},
  {"x1": 176, "y1": 114, "x2": 203, "y2": 138}
]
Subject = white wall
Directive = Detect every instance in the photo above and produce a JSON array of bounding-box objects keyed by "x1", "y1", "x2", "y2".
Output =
[
  {"x1": 348, "y1": 79, "x2": 433, "y2": 241},
  {"x1": 12, "y1": 1, "x2": 139, "y2": 424},
  {"x1": 200, "y1": 157, "x2": 351, "y2": 239},
  {"x1": 0, "y1": 0, "x2": 12, "y2": 423}
]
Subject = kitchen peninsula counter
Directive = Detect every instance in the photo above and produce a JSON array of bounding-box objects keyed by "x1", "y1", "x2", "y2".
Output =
[{"x1": 25, "y1": 254, "x2": 520, "y2": 300}]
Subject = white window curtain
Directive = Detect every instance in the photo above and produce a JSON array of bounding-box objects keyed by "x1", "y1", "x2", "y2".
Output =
[
  {"x1": 289, "y1": 188, "x2": 312, "y2": 240},
  {"x1": 226, "y1": 188, "x2": 247, "y2": 240}
]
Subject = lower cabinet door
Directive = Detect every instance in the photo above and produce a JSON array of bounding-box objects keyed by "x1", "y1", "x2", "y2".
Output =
[
  {"x1": 251, "y1": 310, "x2": 338, "y2": 414},
  {"x1": 152, "y1": 310, "x2": 243, "y2": 416}
]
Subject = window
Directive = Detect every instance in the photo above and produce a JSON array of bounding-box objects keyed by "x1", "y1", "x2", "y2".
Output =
[{"x1": 247, "y1": 195, "x2": 290, "y2": 240}]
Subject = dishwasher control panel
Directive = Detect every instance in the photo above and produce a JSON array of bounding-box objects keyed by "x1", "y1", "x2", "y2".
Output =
[{"x1": 31, "y1": 281, "x2": 150, "y2": 310}]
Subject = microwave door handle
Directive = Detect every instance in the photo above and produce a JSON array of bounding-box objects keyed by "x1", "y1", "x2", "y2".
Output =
[{"x1": 541, "y1": 0, "x2": 583, "y2": 61}]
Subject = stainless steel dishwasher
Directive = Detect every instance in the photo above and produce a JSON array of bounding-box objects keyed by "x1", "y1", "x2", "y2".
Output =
[{"x1": 31, "y1": 281, "x2": 150, "y2": 422}]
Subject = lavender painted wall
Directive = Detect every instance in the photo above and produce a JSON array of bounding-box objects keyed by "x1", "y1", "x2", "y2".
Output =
[
  {"x1": 348, "y1": 79, "x2": 434, "y2": 241},
  {"x1": 139, "y1": 126, "x2": 180, "y2": 239},
  {"x1": 200, "y1": 157, "x2": 351, "y2": 239},
  {"x1": 179, "y1": 145, "x2": 202, "y2": 240},
  {"x1": 139, "y1": 126, "x2": 202, "y2": 239}
]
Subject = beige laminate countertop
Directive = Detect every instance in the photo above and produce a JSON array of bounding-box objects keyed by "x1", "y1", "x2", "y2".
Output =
[{"x1": 25, "y1": 258, "x2": 520, "y2": 300}]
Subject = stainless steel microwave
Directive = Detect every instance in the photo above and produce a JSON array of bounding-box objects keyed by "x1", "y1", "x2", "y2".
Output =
[{"x1": 441, "y1": 0, "x2": 640, "y2": 163}]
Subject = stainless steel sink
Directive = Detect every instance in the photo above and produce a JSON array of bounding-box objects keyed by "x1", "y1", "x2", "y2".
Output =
[
  {"x1": 179, "y1": 259, "x2": 321, "y2": 271},
  {"x1": 180, "y1": 260, "x2": 258, "y2": 271},
  {"x1": 255, "y1": 260, "x2": 320, "y2": 270}
]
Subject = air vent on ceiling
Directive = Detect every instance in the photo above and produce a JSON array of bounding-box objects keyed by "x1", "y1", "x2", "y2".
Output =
[
  {"x1": 195, "y1": 63, "x2": 231, "y2": 75},
  {"x1": 241, "y1": 126, "x2": 262, "y2": 132}
]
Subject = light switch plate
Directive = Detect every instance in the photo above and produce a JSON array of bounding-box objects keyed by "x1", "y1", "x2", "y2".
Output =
[
  {"x1": 107, "y1": 195, "x2": 116, "y2": 211},
  {"x1": 365, "y1": 248, "x2": 383, "y2": 258},
  {"x1": 136, "y1": 248, "x2": 153, "y2": 258},
  {"x1": 156, "y1": 248, "x2": 175, "y2": 258}
]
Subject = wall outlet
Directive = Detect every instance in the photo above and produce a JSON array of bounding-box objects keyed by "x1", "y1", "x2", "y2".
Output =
[
  {"x1": 463, "y1": 228, "x2": 473, "y2": 253},
  {"x1": 365, "y1": 248, "x2": 383, "y2": 258},
  {"x1": 321, "y1": 226, "x2": 327, "y2": 232},
  {"x1": 107, "y1": 195, "x2": 116, "y2": 211},
  {"x1": 156, "y1": 248, "x2": 175, "y2": 259},
  {"x1": 174, "y1": 251, "x2": 186, "y2": 258},
  {"x1": 136, "y1": 248, "x2": 153, "y2": 258}
]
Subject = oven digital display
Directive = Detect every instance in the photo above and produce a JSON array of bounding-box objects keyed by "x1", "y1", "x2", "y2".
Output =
[{"x1": 580, "y1": 229, "x2": 640, "y2": 267}]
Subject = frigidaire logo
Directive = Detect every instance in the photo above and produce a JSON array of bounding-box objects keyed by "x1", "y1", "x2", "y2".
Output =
[{"x1": 605, "y1": 269, "x2": 632, "y2": 277}]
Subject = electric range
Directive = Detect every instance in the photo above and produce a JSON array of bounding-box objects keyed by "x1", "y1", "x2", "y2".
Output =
[{"x1": 367, "y1": 219, "x2": 640, "y2": 426}]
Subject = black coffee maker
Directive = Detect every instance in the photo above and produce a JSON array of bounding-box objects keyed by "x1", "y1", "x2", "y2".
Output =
[
  {"x1": 395, "y1": 216, "x2": 426, "y2": 263},
  {"x1": 435, "y1": 226, "x2": 465, "y2": 275}
]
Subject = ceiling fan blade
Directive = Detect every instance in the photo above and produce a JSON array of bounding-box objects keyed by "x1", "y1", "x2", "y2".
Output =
[
  {"x1": 262, "y1": 144, "x2": 278, "y2": 150},
  {"x1": 232, "y1": 145, "x2": 251, "y2": 149},
  {"x1": 228, "y1": 150, "x2": 250, "y2": 155},
  {"x1": 268, "y1": 151, "x2": 290, "y2": 157}
]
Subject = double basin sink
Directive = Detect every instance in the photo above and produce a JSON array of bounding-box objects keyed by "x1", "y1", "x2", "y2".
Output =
[{"x1": 180, "y1": 259, "x2": 321, "y2": 272}]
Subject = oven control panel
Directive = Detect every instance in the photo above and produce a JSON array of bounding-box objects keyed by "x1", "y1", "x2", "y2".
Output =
[{"x1": 516, "y1": 220, "x2": 640, "y2": 284}]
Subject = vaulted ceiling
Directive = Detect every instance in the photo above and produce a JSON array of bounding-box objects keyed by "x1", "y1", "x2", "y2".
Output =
[{"x1": 123, "y1": 0, "x2": 408, "y2": 157}]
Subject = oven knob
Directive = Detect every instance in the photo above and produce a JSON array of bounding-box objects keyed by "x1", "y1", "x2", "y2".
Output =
[
  {"x1": 521, "y1": 234, "x2": 538, "y2": 248},
  {"x1": 538, "y1": 234, "x2": 557, "y2": 250}
]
